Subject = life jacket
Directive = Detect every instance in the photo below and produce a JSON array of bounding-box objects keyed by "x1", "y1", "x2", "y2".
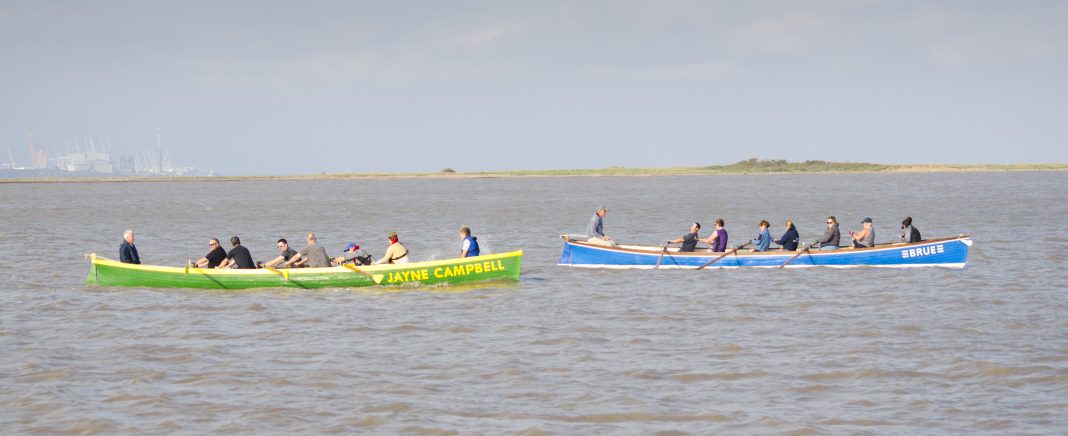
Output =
[{"x1": 464, "y1": 236, "x2": 480, "y2": 257}]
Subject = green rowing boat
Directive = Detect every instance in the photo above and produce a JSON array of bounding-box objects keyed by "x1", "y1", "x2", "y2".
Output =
[{"x1": 85, "y1": 250, "x2": 523, "y2": 289}]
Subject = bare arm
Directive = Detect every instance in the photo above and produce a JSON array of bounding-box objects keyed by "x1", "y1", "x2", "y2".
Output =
[
  {"x1": 265, "y1": 255, "x2": 285, "y2": 268},
  {"x1": 284, "y1": 252, "x2": 303, "y2": 267}
]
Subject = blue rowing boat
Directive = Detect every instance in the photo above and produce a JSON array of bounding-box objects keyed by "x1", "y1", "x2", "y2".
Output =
[{"x1": 558, "y1": 235, "x2": 972, "y2": 269}]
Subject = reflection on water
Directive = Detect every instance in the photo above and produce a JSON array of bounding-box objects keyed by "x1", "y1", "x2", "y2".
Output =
[{"x1": 1, "y1": 172, "x2": 1067, "y2": 433}]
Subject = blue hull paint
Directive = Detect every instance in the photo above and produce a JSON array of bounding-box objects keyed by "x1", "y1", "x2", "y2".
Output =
[{"x1": 558, "y1": 237, "x2": 971, "y2": 269}]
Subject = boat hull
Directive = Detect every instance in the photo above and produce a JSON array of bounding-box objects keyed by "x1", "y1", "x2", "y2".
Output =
[
  {"x1": 558, "y1": 237, "x2": 970, "y2": 269},
  {"x1": 86, "y1": 250, "x2": 523, "y2": 289}
]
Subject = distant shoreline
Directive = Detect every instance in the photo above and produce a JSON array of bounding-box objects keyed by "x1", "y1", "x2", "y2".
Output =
[{"x1": 2, "y1": 161, "x2": 1066, "y2": 184}]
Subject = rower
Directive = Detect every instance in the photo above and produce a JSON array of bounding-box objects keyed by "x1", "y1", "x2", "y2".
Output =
[
  {"x1": 286, "y1": 233, "x2": 331, "y2": 268},
  {"x1": 459, "y1": 226, "x2": 480, "y2": 258},
  {"x1": 119, "y1": 229, "x2": 141, "y2": 264},
  {"x1": 667, "y1": 222, "x2": 701, "y2": 252},
  {"x1": 375, "y1": 231, "x2": 409, "y2": 264},
  {"x1": 264, "y1": 238, "x2": 298, "y2": 268},
  {"x1": 218, "y1": 236, "x2": 255, "y2": 269},
  {"x1": 703, "y1": 219, "x2": 728, "y2": 252},
  {"x1": 900, "y1": 217, "x2": 922, "y2": 243},
  {"x1": 333, "y1": 242, "x2": 373, "y2": 266},
  {"x1": 195, "y1": 238, "x2": 226, "y2": 268}
]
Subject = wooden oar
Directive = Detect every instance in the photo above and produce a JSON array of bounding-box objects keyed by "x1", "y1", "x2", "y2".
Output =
[
  {"x1": 654, "y1": 243, "x2": 669, "y2": 269},
  {"x1": 342, "y1": 263, "x2": 384, "y2": 285},
  {"x1": 779, "y1": 245, "x2": 811, "y2": 269},
  {"x1": 695, "y1": 242, "x2": 751, "y2": 270}
]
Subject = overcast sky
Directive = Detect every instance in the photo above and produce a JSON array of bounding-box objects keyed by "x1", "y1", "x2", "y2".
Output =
[{"x1": 3, "y1": 1, "x2": 1066, "y2": 174}]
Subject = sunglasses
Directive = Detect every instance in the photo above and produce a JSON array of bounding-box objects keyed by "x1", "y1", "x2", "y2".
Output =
[{"x1": 826, "y1": 221, "x2": 834, "y2": 224}]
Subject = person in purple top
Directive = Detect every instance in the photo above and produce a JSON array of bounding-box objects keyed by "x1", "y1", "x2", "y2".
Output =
[{"x1": 703, "y1": 218, "x2": 729, "y2": 252}]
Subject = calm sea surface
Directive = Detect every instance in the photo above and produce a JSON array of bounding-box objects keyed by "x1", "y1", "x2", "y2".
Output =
[{"x1": 1, "y1": 172, "x2": 1066, "y2": 434}]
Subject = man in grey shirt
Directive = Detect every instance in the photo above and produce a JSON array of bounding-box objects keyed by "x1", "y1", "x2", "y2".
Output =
[
  {"x1": 285, "y1": 233, "x2": 331, "y2": 268},
  {"x1": 585, "y1": 206, "x2": 616, "y2": 246}
]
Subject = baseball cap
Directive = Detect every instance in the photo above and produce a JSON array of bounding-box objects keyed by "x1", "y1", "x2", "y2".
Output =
[
  {"x1": 345, "y1": 242, "x2": 358, "y2": 251},
  {"x1": 862, "y1": 217, "x2": 872, "y2": 223}
]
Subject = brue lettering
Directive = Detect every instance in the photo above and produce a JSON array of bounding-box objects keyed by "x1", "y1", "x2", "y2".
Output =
[{"x1": 901, "y1": 244, "x2": 945, "y2": 259}]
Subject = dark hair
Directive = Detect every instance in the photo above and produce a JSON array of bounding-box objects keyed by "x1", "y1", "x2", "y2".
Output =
[
  {"x1": 231, "y1": 236, "x2": 241, "y2": 246},
  {"x1": 715, "y1": 218, "x2": 724, "y2": 227},
  {"x1": 759, "y1": 220, "x2": 769, "y2": 228},
  {"x1": 693, "y1": 222, "x2": 701, "y2": 230},
  {"x1": 210, "y1": 238, "x2": 220, "y2": 245},
  {"x1": 902, "y1": 217, "x2": 912, "y2": 228},
  {"x1": 459, "y1": 226, "x2": 471, "y2": 236},
  {"x1": 277, "y1": 238, "x2": 288, "y2": 245}
]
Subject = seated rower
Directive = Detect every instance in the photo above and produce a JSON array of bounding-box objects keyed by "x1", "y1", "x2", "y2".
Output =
[
  {"x1": 286, "y1": 233, "x2": 331, "y2": 268},
  {"x1": 774, "y1": 220, "x2": 799, "y2": 251},
  {"x1": 217, "y1": 236, "x2": 255, "y2": 269},
  {"x1": 813, "y1": 216, "x2": 840, "y2": 250},
  {"x1": 264, "y1": 238, "x2": 298, "y2": 268},
  {"x1": 375, "y1": 231, "x2": 409, "y2": 264},
  {"x1": 850, "y1": 217, "x2": 875, "y2": 248},
  {"x1": 585, "y1": 206, "x2": 616, "y2": 247},
  {"x1": 333, "y1": 242, "x2": 373, "y2": 266},
  {"x1": 459, "y1": 226, "x2": 480, "y2": 258},
  {"x1": 900, "y1": 217, "x2": 922, "y2": 243},
  {"x1": 750, "y1": 220, "x2": 772, "y2": 252},
  {"x1": 703, "y1": 219, "x2": 728, "y2": 252},
  {"x1": 667, "y1": 222, "x2": 701, "y2": 253},
  {"x1": 195, "y1": 238, "x2": 226, "y2": 268},
  {"x1": 119, "y1": 229, "x2": 141, "y2": 264}
]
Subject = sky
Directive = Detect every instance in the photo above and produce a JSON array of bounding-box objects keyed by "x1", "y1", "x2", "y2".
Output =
[{"x1": 2, "y1": 0, "x2": 1066, "y2": 175}]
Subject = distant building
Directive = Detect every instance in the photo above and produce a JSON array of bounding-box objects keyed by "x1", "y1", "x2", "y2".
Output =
[
  {"x1": 64, "y1": 151, "x2": 113, "y2": 173},
  {"x1": 118, "y1": 155, "x2": 135, "y2": 174}
]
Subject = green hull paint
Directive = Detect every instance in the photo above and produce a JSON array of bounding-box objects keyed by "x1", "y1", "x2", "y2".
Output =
[{"x1": 86, "y1": 251, "x2": 522, "y2": 290}]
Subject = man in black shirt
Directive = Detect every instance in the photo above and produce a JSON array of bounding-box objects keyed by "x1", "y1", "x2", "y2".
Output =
[
  {"x1": 668, "y1": 222, "x2": 701, "y2": 252},
  {"x1": 218, "y1": 236, "x2": 255, "y2": 269},
  {"x1": 195, "y1": 238, "x2": 227, "y2": 268}
]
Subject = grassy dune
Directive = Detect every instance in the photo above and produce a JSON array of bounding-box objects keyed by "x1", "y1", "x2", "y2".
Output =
[{"x1": 2, "y1": 159, "x2": 1066, "y2": 183}]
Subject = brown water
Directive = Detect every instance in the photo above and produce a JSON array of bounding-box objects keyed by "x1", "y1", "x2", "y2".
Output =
[{"x1": 2, "y1": 172, "x2": 1067, "y2": 433}]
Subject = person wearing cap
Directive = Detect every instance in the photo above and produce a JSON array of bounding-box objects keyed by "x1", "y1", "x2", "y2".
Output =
[
  {"x1": 194, "y1": 238, "x2": 227, "y2": 268},
  {"x1": 750, "y1": 220, "x2": 772, "y2": 252},
  {"x1": 850, "y1": 217, "x2": 876, "y2": 248},
  {"x1": 458, "y1": 226, "x2": 480, "y2": 258},
  {"x1": 667, "y1": 222, "x2": 701, "y2": 252},
  {"x1": 813, "y1": 216, "x2": 841, "y2": 250},
  {"x1": 375, "y1": 231, "x2": 410, "y2": 264},
  {"x1": 217, "y1": 236, "x2": 255, "y2": 269},
  {"x1": 333, "y1": 242, "x2": 373, "y2": 266},
  {"x1": 583, "y1": 206, "x2": 615, "y2": 246},
  {"x1": 264, "y1": 238, "x2": 298, "y2": 268},
  {"x1": 899, "y1": 217, "x2": 922, "y2": 243},
  {"x1": 286, "y1": 233, "x2": 331, "y2": 268}
]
